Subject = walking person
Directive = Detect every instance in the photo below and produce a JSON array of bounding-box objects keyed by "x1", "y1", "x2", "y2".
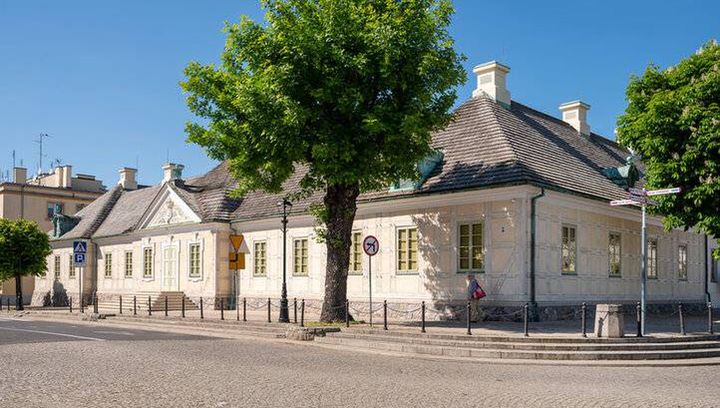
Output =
[{"x1": 466, "y1": 274, "x2": 486, "y2": 322}]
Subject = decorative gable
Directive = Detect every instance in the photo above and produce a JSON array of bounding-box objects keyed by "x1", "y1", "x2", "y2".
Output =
[{"x1": 142, "y1": 187, "x2": 201, "y2": 229}]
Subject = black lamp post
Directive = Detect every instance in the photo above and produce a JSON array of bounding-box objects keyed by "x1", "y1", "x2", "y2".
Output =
[{"x1": 278, "y1": 198, "x2": 292, "y2": 323}]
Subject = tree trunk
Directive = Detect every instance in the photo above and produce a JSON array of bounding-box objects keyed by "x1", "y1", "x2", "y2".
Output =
[
  {"x1": 320, "y1": 183, "x2": 360, "y2": 322},
  {"x1": 15, "y1": 273, "x2": 23, "y2": 311}
]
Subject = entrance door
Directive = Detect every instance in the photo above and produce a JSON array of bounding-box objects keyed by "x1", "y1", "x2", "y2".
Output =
[{"x1": 163, "y1": 245, "x2": 178, "y2": 291}]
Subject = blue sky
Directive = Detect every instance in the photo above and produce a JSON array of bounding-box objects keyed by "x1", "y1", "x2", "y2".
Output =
[{"x1": 0, "y1": 1, "x2": 717, "y2": 186}]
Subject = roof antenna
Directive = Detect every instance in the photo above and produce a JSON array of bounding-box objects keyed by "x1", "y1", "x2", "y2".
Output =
[
  {"x1": 12, "y1": 150, "x2": 16, "y2": 169},
  {"x1": 34, "y1": 133, "x2": 50, "y2": 175}
]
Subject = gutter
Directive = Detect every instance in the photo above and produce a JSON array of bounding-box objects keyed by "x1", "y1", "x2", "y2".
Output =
[
  {"x1": 705, "y1": 235, "x2": 712, "y2": 303},
  {"x1": 529, "y1": 188, "x2": 545, "y2": 321}
]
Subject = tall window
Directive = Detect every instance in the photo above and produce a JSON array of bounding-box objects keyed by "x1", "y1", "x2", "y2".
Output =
[
  {"x1": 253, "y1": 241, "x2": 267, "y2": 276},
  {"x1": 143, "y1": 247, "x2": 153, "y2": 278},
  {"x1": 397, "y1": 227, "x2": 418, "y2": 274},
  {"x1": 678, "y1": 245, "x2": 688, "y2": 281},
  {"x1": 608, "y1": 232, "x2": 621, "y2": 276},
  {"x1": 104, "y1": 253, "x2": 112, "y2": 278},
  {"x1": 54, "y1": 255, "x2": 60, "y2": 279},
  {"x1": 293, "y1": 238, "x2": 309, "y2": 276},
  {"x1": 458, "y1": 223, "x2": 484, "y2": 272},
  {"x1": 124, "y1": 251, "x2": 133, "y2": 278},
  {"x1": 189, "y1": 243, "x2": 201, "y2": 278},
  {"x1": 349, "y1": 232, "x2": 363, "y2": 275},
  {"x1": 647, "y1": 239, "x2": 658, "y2": 279},
  {"x1": 68, "y1": 255, "x2": 76, "y2": 278},
  {"x1": 562, "y1": 225, "x2": 577, "y2": 274}
]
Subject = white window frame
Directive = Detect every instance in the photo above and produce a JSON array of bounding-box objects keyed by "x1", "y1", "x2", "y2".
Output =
[
  {"x1": 396, "y1": 225, "x2": 419, "y2": 275},
  {"x1": 187, "y1": 240, "x2": 204, "y2": 281},
  {"x1": 647, "y1": 238, "x2": 658, "y2": 280},
  {"x1": 68, "y1": 254, "x2": 76, "y2": 279},
  {"x1": 253, "y1": 240, "x2": 267, "y2": 277},
  {"x1": 142, "y1": 245, "x2": 155, "y2": 280},
  {"x1": 457, "y1": 221, "x2": 485, "y2": 273},
  {"x1": 561, "y1": 224, "x2": 577, "y2": 275},
  {"x1": 124, "y1": 251, "x2": 133, "y2": 279},
  {"x1": 53, "y1": 255, "x2": 61, "y2": 279},
  {"x1": 104, "y1": 252, "x2": 113, "y2": 278},
  {"x1": 292, "y1": 237, "x2": 309, "y2": 277},
  {"x1": 677, "y1": 243, "x2": 688, "y2": 281},
  {"x1": 608, "y1": 231, "x2": 622, "y2": 277},
  {"x1": 348, "y1": 231, "x2": 363, "y2": 275}
]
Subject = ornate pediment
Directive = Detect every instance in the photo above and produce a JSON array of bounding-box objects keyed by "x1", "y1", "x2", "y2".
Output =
[{"x1": 144, "y1": 189, "x2": 201, "y2": 228}]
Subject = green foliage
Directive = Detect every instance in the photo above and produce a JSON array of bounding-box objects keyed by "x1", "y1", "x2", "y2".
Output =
[
  {"x1": 181, "y1": 0, "x2": 466, "y2": 196},
  {"x1": 0, "y1": 218, "x2": 52, "y2": 280},
  {"x1": 617, "y1": 40, "x2": 720, "y2": 256}
]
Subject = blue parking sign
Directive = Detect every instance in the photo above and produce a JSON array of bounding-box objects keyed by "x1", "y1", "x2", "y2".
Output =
[
  {"x1": 73, "y1": 241, "x2": 87, "y2": 266},
  {"x1": 74, "y1": 253, "x2": 86, "y2": 266}
]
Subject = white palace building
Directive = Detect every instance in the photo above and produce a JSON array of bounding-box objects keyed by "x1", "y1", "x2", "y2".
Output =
[{"x1": 34, "y1": 61, "x2": 720, "y2": 319}]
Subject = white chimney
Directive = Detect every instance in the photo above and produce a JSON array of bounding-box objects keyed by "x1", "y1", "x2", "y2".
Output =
[
  {"x1": 119, "y1": 167, "x2": 138, "y2": 190},
  {"x1": 59, "y1": 165, "x2": 72, "y2": 188},
  {"x1": 472, "y1": 61, "x2": 511, "y2": 106},
  {"x1": 559, "y1": 101, "x2": 591, "y2": 136},
  {"x1": 162, "y1": 163, "x2": 184, "y2": 183},
  {"x1": 13, "y1": 167, "x2": 27, "y2": 184}
]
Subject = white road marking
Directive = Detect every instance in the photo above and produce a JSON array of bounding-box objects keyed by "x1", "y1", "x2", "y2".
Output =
[
  {"x1": 0, "y1": 326, "x2": 106, "y2": 341},
  {"x1": 93, "y1": 330, "x2": 135, "y2": 336}
]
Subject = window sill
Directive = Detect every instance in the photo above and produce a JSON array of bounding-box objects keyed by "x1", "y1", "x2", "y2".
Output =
[
  {"x1": 188, "y1": 276, "x2": 202, "y2": 282},
  {"x1": 347, "y1": 273, "x2": 363, "y2": 277},
  {"x1": 457, "y1": 270, "x2": 485, "y2": 274},
  {"x1": 252, "y1": 275, "x2": 267, "y2": 278},
  {"x1": 142, "y1": 277, "x2": 154, "y2": 282},
  {"x1": 561, "y1": 272, "x2": 578, "y2": 276},
  {"x1": 396, "y1": 271, "x2": 419, "y2": 276}
]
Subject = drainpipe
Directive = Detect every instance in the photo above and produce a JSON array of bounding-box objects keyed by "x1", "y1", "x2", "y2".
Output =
[
  {"x1": 705, "y1": 235, "x2": 711, "y2": 304},
  {"x1": 529, "y1": 188, "x2": 545, "y2": 321}
]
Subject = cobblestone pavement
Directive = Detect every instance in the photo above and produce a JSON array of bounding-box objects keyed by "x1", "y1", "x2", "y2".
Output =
[{"x1": 0, "y1": 319, "x2": 718, "y2": 408}]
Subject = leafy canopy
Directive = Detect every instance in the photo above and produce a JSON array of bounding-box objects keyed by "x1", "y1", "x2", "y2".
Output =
[
  {"x1": 617, "y1": 40, "x2": 720, "y2": 255},
  {"x1": 182, "y1": 0, "x2": 465, "y2": 195},
  {"x1": 0, "y1": 218, "x2": 52, "y2": 280}
]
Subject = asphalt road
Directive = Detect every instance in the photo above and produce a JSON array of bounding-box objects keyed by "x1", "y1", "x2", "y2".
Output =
[{"x1": 0, "y1": 317, "x2": 718, "y2": 408}]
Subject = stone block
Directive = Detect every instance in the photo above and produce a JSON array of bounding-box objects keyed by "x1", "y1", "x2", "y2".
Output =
[{"x1": 594, "y1": 304, "x2": 624, "y2": 338}]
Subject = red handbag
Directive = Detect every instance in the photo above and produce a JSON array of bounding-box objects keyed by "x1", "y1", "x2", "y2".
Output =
[{"x1": 472, "y1": 286, "x2": 487, "y2": 299}]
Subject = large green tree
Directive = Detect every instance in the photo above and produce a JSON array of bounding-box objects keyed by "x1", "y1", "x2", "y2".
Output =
[
  {"x1": 617, "y1": 40, "x2": 720, "y2": 256},
  {"x1": 0, "y1": 219, "x2": 52, "y2": 310},
  {"x1": 183, "y1": 0, "x2": 465, "y2": 321}
]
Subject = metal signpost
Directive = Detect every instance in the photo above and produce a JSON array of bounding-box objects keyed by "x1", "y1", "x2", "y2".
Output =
[
  {"x1": 610, "y1": 186, "x2": 681, "y2": 335},
  {"x1": 73, "y1": 240, "x2": 87, "y2": 311},
  {"x1": 229, "y1": 235, "x2": 245, "y2": 310},
  {"x1": 363, "y1": 235, "x2": 379, "y2": 327}
]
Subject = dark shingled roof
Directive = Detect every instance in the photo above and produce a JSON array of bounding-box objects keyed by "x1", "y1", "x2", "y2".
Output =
[{"x1": 53, "y1": 95, "x2": 634, "y2": 239}]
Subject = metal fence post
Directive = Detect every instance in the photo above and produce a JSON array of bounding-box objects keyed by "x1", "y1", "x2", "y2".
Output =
[
  {"x1": 581, "y1": 302, "x2": 587, "y2": 338},
  {"x1": 267, "y1": 298, "x2": 271, "y2": 323},
  {"x1": 679, "y1": 303, "x2": 686, "y2": 336},
  {"x1": 148, "y1": 296, "x2": 152, "y2": 316},
  {"x1": 200, "y1": 297, "x2": 204, "y2": 319},
  {"x1": 709, "y1": 302, "x2": 714, "y2": 335},
  {"x1": 294, "y1": 297, "x2": 298, "y2": 324},
  {"x1": 636, "y1": 302, "x2": 642, "y2": 337},
  {"x1": 119, "y1": 296, "x2": 123, "y2": 315},
  {"x1": 466, "y1": 300, "x2": 472, "y2": 336},
  {"x1": 220, "y1": 298, "x2": 225, "y2": 320},
  {"x1": 69, "y1": 297, "x2": 73, "y2": 314},
  {"x1": 243, "y1": 297, "x2": 247, "y2": 322},
  {"x1": 164, "y1": 295, "x2": 168, "y2": 317},
  {"x1": 421, "y1": 301, "x2": 426, "y2": 333},
  {"x1": 236, "y1": 296, "x2": 240, "y2": 321},
  {"x1": 300, "y1": 299, "x2": 305, "y2": 327},
  {"x1": 383, "y1": 300, "x2": 388, "y2": 331},
  {"x1": 345, "y1": 299, "x2": 350, "y2": 328},
  {"x1": 93, "y1": 295, "x2": 98, "y2": 314},
  {"x1": 133, "y1": 296, "x2": 137, "y2": 316},
  {"x1": 181, "y1": 296, "x2": 185, "y2": 318},
  {"x1": 523, "y1": 303, "x2": 529, "y2": 337}
]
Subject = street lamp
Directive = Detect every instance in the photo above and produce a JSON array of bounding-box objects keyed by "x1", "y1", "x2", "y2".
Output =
[{"x1": 277, "y1": 198, "x2": 292, "y2": 323}]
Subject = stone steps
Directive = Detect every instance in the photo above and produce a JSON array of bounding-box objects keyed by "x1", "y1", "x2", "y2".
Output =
[{"x1": 314, "y1": 330, "x2": 720, "y2": 361}]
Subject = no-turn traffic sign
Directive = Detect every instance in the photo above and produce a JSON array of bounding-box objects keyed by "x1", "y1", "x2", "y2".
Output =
[{"x1": 363, "y1": 235, "x2": 379, "y2": 256}]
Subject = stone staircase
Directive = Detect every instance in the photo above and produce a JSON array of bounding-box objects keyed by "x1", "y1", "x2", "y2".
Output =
[
  {"x1": 314, "y1": 328, "x2": 720, "y2": 362},
  {"x1": 95, "y1": 292, "x2": 199, "y2": 313}
]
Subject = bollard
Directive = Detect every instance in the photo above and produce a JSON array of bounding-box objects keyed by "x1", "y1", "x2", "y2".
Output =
[
  {"x1": 80, "y1": 296, "x2": 84, "y2": 314},
  {"x1": 679, "y1": 303, "x2": 686, "y2": 336},
  {"x1": 119, "y1": 296, "x2": 123, "y2": 315},
  {"x1": 94, "y1": 295, "x2": 98, "y2": 314},
  {"x1": 523, "y1": 303, "x2": 529, "y2": 337},
  {"x1": 164, "y1": 296, "x2": 168, "y2": 317},
  {"x1": 237, "y1": 297, "x2": 240, "y2": 322},
  {"x1": 267, "y1": 298, "x2": 271, "y2": 323},
  {"x1": 148, "y1": 296, "x2": 152, "y2": 316},
  {"x1": 220, "y1": 298, "x2": 225, "y2": 320},
  {"x1": 294, "y1": 298, "x2": 298, "y2": 324},
  {"x1": 200, "y1": 297, "x2": 204, "y2": 319},
  {"x1": 466, "y1": 300, "x2": 472, "y2": 336},
  {"x1": 182, "y1": 296, "x2": 185, "y2": 318},
  {"x1": 345, "y1": 299, "x2": 350, "y2": 328},
  {"x1": 6, "y1": 298, "x2": 9, "y2": 312},
  {"x1": 133, "y1": 296, "x2": 137, "y2": 316},
  {"x1": 383, "y1": 300, "x2": 388, "y2": 331},
  {"x1": 243, "y1": 297, "x2": 247, "y2": 322},
  {"x1": 421, "y1": 301, "x2": 426, "y2": 333},
  {"x1": 709, "y1": 302, "x2": 714, "y2": 335},
  {"x1": 636, "y1": 302, "x2": 642, "y2": 337},
  {"x1": 581, "y1": 302, "x2": 587, "y2": 338},
  {"x1": 69, "y1": 297, "x2": 73, "y2": 314},
  {"x1": 300, "y1": 299, "x2": 305, "y2": 327}
]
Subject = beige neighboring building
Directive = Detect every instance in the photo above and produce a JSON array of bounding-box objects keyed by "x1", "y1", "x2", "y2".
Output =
[
  {"x1": 39, "y1": 61, "x2": 719, "y2": 319},
  {"x1": 0, "y1": 165, "x2": 105, "y2": 304}
]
